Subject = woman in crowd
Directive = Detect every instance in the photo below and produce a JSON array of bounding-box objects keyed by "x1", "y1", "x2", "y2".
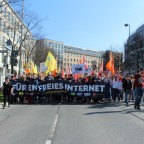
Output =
[
  {"x1": 1, "y1": 77, "x2": 13, "y2": 109},
  {"x1": 112, "y1": 75, "x2": 121, "y2": 102},
  {"x1": 122, "y1": 75, "x2": 132, "y2": 106}
]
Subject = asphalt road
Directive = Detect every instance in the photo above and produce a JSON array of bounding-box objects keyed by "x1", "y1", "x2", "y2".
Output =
[{"x1": 0, "y1": 102, "x2": 144, "y2": 144}]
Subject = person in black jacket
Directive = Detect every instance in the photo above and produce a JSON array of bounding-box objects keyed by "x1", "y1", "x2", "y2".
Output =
[
  {"x1": 1, "y1": 77, "x2": 13, "y2": 109},
  {"x1": 122, "y1": 75, "x2": 132, "y2": 105}
]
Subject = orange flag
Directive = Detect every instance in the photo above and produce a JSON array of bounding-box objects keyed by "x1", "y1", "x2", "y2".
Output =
[
  {"x1": 52, "y1": 69, "x2": 57, "y2": 76},
  {"x1": 106, "y1": 52, "x2": 115, "y2": 75}
]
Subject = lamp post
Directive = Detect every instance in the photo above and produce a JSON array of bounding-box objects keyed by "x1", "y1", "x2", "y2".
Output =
[
  {"x1": 124, "y1": 24, "x2": 130, "y2": 37},
  {"x1": 124, "y1": 23, "x2": 131, "y2": 74}
]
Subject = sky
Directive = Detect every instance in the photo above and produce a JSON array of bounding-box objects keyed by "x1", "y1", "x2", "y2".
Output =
[{"x1": 24, "y1": 0, "x2": 144, "y2": 51}]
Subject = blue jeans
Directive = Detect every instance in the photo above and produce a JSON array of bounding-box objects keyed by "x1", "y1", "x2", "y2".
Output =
[
  {"x1": 125, "y1": 90, "x2": 130, "y2": 103},
  {"x1": 134, "y1": 87, "x2": 143, "y2": 107}
]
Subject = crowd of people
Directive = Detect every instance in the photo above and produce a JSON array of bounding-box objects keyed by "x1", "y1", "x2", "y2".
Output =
[{"x1": 1, "y1": 68, "x2": 144, "y2": 110}]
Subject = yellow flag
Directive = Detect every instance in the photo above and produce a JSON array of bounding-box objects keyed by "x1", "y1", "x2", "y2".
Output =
[
  {"x1": 29, "y1": 61, "x2": 34, "y2": 73},
  {"x1": 45, "y1": 51, "x2": 57, "y2": 72},
  {"x1": 33, "y1": 65, "x2": 38, "y2": 74}
]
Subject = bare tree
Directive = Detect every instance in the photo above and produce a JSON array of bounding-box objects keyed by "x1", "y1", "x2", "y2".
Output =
[
  {"x1": 0, "y1": 0, "x2": 21, "y2": 11},
  {"x1": 34, "y1": 39, "x2": 57, "y2": 66},
  {"x1": 0, "y1": 7, "x2": 43, "y2": 74}
]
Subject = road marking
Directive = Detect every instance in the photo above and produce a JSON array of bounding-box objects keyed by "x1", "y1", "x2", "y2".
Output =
[
  {"x1": 48, "y1": 114, "x2": 59, "y2": 138},
  {"x1": 45, "y1": 104, "x2": 61, "y2": 144},
  {"x1": 45, "y1": 140, "x2": 51, "y2": 144}
]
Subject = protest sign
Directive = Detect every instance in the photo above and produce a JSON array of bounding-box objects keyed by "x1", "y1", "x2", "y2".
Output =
[
  {"x1": 40, "y1": 62, "x2": 47, "y2": 72},
  {"x1": 72, "y1": 64, "x2": 85, "y2": 74},
  {"x1": 113, "y1": 81, "x2": 123, "y2": 90}
]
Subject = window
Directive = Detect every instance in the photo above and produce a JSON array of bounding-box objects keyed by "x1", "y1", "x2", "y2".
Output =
[
  {"x1": 0, "y1": 20, "x2": 2, "y2": 30},
  {"x1": 11, "y1": 15, "x2": 14, "y2": 24},
  {"x1": 7, "y1": 12, "x2": 10, "y2": 22},
  {"x1": 0, "y1": 4, "x2": 2, "y2": 13},
  {"x1": 4, "y1": 7, "x2": 7, "y2": 18},
  {"x1": 2, "y1": 36, "x2": 5, "y2": 47},
  {"x1": 3, "y1": 21, "x2": 6, "y2": 31}
]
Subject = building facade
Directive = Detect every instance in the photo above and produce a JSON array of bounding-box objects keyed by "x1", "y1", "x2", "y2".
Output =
[
  {"x1": 64, "y1": 45, "x2": 103, "y2": 71},
  {"x1": 36, "y1": 39, "x2": 103, "y2": 72},
  {"x1": 0, "y1": 0, "x2": 35, "y2": 87},
  {"x1": 124, "y1": 24, "x2": 144, "y2": 73},
  {"x1": 37, "y1": 39, "x2": 64, "y2": 70}
]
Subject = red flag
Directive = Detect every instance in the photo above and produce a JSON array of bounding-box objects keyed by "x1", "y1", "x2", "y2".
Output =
[
  {"x1": 99, "y1": 60, "x2": 103, "y2": 72},
  {"x1": 91, "y1": 70, "x2": 95, "y2": 75},
  {"x1": 62, "y1": 69, "x2": 65, "y2": 78},
  {"x1": 69, "y1": 66, "x2": 72, "y2": 74},
  {"x1": 65, "y1": 63, "x2": 70, "y2": 75},
  {"x1": 79, "y1": 55, "x2": 88, "y2": 69}
]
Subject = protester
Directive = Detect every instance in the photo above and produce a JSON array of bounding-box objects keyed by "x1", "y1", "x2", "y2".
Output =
[
  {"x1": 122, "y1": 75, "x2": 132, "y2": 106},
  {"x1": 131, "y1": 75, "x2": 135, "y2": 102},
  {"x1": 45, "y1": 72, "x2": 54, "y2": 81},
  {"x1": 112, "y1": 75, "x2": 121, "y2": 102},
  {"x1": 4, "y1": 68, "x2": 144, "y2": 106},
  {"x1": 133, "y1": 68, "x2": 144, "y2": 110},
  {"x1": 103, "y1": 75, "x2": 111, "y2": 102},
  {"x1": 1, "y1": 77, "x2": 13, "y2": 109}
]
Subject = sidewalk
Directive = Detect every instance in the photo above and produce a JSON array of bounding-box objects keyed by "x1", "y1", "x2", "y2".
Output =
[
  {"x1": 119, "y1": 101, "x2": 144, "y2": 121},
  {"x1": 0, "y1": 102, "x2": 4, "y2": 109}
]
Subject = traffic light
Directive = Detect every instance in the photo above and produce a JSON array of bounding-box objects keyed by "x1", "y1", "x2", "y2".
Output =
[{"x1": 11, "y1": 50, "x2": 18, "y2": 66}]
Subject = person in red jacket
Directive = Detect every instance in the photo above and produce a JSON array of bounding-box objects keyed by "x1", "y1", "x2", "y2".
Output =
[
  {"x1": 82, "y1": 73, "x2": 88, "y2": 83},
  {"x1": 133, "y1": 68, "x2": 144, "y2": 110}
]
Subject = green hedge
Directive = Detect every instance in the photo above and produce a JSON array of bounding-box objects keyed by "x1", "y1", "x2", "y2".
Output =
[
  {"x1": 0, "y1": 92, "x2": 3, "y2": 102},
  {"x1": 0, "y1": 92, "x2": 3, "y2": 97}
]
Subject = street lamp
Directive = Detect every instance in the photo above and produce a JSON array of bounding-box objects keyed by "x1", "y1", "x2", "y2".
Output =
[
  {"x1": 124, "y1": 24, "x2": 130, "y2": 37},
  {"x1": 124, "y1": 23, "x2": 131, "y2": 74}
]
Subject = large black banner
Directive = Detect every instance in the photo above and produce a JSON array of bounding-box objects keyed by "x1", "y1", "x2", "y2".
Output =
[{"x1": 11, "y1": 80, "x2": 107, "y2": 96}]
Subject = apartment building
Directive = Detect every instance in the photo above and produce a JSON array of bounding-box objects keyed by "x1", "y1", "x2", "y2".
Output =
[
  {"x1": 36, "y1": 39, "x2": 103, "y2": 72},
  {"x1": 0, "y1": 0, "x2": 35, "y2": 87},
  {"x1": 124, "y1": 24, "x2": 144, "y2": 74},
  {"x1": 64, "y1": 45, "x2": 103, "y2": 71}
]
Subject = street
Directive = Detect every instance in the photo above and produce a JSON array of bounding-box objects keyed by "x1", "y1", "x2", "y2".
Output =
[{"x1": 0, "y1": 102, "x2": 144, "y2": 144}]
